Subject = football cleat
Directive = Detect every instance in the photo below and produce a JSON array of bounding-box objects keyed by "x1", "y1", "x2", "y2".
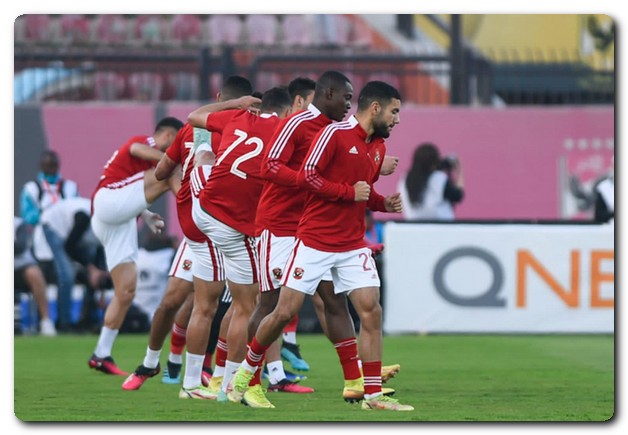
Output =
[
  {"x1": 381, "y1": 364, "x2": 401, "y2": 383},
  {"x1": 280, "y1": 342, "x2": 310, "y2": 371},
  {"x1": 201, "y1": 366, "x2": 212, "y2": 387},
  {"x1": 88, "y1": 354, "x2": 129, "y2": 376},
  {"x1": 342, "y1": 378, "x2": 395, "y2": 403},
  {"x1": 161, "y1": 361, "x2": 182, "y2": 385},
  {"x1": 267, "y1": 378, "x2": 314, "y2": 393},
  {"x1": 242, "y1": 384, "x2": 275, "y2": 408},
  {"x1": 122, "y1": 364, "x2": 161, "y2": 390},
  {"x1": 207, "y1": 375, "x2": 223, "y2": 394},
  {"x1": 178, "y1": 385, "x2": 218, "y2": 400},
  {"x1": 361, "y1": 394, "x2": 414, "y2": 411},
  {"x1": 227, "y1": 366, "x2": 255, "y2": 403}
]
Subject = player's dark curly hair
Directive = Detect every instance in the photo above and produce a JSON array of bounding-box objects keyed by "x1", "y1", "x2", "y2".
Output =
[{"x1": 357, "y1": 81, "x2": 401, "y2": 111}]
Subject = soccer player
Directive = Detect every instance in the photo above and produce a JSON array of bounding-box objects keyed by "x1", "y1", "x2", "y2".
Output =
[
  {"x1": 230, "y1": 81, "x2": 414, "y2": 411},
  {"x1": 119, "y1": 76, "x2": 255, "y2": 391},
  {"x1": 186, "y1": 88, "x2": 292, "y2": 402},
  {"x1": 240, "y1": 72, "x2": 397, "y2": 407},
  {"x1": 88, "y1": 116, "x2": 184, "y2": 375}
]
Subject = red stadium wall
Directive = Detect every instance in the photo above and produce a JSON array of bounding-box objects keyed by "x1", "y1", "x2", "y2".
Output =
[{"x1": 17, "y1": 104, "x2": 613, "y2": 238}]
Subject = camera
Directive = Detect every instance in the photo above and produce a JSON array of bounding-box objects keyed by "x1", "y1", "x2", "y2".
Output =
[{"x1": 439, "y1": 154, "x2": 458, "y2": 171}]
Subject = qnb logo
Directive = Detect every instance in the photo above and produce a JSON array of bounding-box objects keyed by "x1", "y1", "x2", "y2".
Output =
[
  {"x1": 433, "y1": 246, "x2": 614, "y2": 308},
  {"x1": 433, "y1": 247, "x2": 505, "y2": 307}
]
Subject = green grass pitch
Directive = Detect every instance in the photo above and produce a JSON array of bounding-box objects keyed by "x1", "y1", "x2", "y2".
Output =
[{"x1": 14, "y1": 333, "x2": 614, "y2": 422}]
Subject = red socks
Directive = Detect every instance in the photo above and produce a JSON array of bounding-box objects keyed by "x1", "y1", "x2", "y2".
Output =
[{"x1": 333, "y1": 338, "x2": 361, "y2": 381}]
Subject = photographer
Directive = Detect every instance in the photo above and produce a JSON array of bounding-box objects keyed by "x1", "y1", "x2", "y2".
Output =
[{"x1": 397, "y1": 142, "x2": 464, "y2": 221}]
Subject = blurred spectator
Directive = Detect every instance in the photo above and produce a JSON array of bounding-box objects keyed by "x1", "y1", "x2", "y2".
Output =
[
  {"x1": 14, "y1": 217, "x2": 57, "y2": 336},
  {"x1": 594, "y1": 170, "x2": 614, "y2": 224},
  {"x1": 19, "y1": 150, "x2": 79, "y2": 273},
  {"x1": 40, "y1": 196, "x2": 111, "y2": 332},
  {"x1": 397, "y1": 142, "x2": 464, "y2": 221}
]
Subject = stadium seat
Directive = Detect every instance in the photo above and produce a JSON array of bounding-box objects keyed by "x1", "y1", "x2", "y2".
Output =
[
  {"x1": 133, "y1": 14, "x2": 171, "y2": 46},
  {"x1": 312, "y1": 14, "x2": 351, "y2": 46},
  {"x1": 128, "y1": 72, "x2": 164, "y2": 101},
  {"x1": 279, "y1": 15, "x2": 313, "y2": 47},
  {"x1": 93, "y1": 14, "x2": 131, "y2": 46},
  {"x1": 170, "y1": 14, "x2": 203, "y2": 47},
  {"x1": 206, "y1": 14, "x2": 243, "y2": 46},
  {"x1": 167, "y1": 72, "x2": 199, "y2": 100},
  {"x1": 22, "y1": 14, "x2": 55, "y2": 44},
  {"x1": 93, "y1": 72, "x2": 126, "y2": 101},
  {"x1": 243, "y1": 14, "x2": 279, "y2": 47},
  {"x1": 59, "y1": 14, "x2": 91, "y2": 45}
]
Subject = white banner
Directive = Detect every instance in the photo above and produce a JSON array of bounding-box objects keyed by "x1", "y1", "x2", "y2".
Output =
[{"x1": 382, "y1": 223, "x2": 614, "y2": 334}]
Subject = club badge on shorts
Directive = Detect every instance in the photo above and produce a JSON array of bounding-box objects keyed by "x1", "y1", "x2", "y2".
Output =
[
  {"x1": 293, "y1": 267, "x2": 304, "y2": 280},
  {"x1": 183, "y1": 259, "x2": 193, "y2": 271},
  {"x1": 273, "y1": 268, "x2": 283, "y2": 280}
]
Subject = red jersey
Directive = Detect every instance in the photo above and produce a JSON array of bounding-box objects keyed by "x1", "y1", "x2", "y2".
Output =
[
  {"x1": 256, "y1": 105, "x2": 333, "y2": 237},
  {"x1": 95, "y1": 135, "x2": 157, "y2": 191},
  {"x1": 166, "y1": 123, "x2": 221, "y2": 242},
  {"x1": 199, "y1": 110, "x2": 282, "y2": 237},
  {"x1": 296, "y1": 115, "x2": 388, "y2": 252}
]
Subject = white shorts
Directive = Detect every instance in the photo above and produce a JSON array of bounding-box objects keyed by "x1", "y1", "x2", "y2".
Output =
[
  {"x1": 282, "y1": 240, "x2": 380, "y2": 295},
  {"x1": 192, "y1": 200, "x2": 258, "y2": 285},
  {"x1": 186, "y1": 236, "x2": 226, "y2": 282},
  {"x1": 258, "y1": 230, "x2": 331, "y2": 293},
  {"x1": 91, "y1": 214, "x2": 138, "y2": 271},
  {"x1": 90, "y1": 179, "x2": 149, "y2": 271},
  {"x1": 168, "y1": 239, "x2": 194, "y2": 282}
]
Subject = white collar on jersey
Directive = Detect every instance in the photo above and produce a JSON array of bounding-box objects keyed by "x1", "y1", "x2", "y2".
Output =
[
  {"x1": 307, "y1": 103, "x2": 322, "y2": 116},
  {"x1": 348, "y1": 115, "x2": 358, "y2": 126},
  {"x1": 260, "y1": 112, "x2": 278, "y2": 118}
]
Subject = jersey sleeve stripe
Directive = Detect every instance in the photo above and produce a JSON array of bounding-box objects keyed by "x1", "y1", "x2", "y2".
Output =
[{"x1": 268, "y1": 111, "x2": 314, "y2": 160}]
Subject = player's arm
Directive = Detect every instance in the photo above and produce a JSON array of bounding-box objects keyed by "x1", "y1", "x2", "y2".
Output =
[
  {"x1": 260, "y1": 122, "x2": 299, "y2": 186},
  {"x1": 154, "y1": 154, "x2": 179, "y2": 181},
  {"x1": 297, "y1": 127, "x2": 354, "y2": 201},
  {"x1": 187, "y1": 96, "x2": 262, "y2": 130},
  {"x1": 368, "y1": 190, "x2": 402, "y2": 214},
  {"x1": 380, "y1": 155, "x2": 399, "y2": 176},
  {"x1": 130, "y1": 142, "x2": 164, "y2": 162}
]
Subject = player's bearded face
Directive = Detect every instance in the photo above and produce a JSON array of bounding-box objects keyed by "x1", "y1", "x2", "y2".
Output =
[{"x1": 372, "y1": 112, "x2": 391, "y2": 138}]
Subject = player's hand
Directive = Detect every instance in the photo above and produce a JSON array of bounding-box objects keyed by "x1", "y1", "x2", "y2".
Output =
[
  {"x1": 380, "y1": 155, "x2": 399, "y2": 176},
  {"x1": 384, "y1": 192, "x2": 402, "y2": 213},
  {"x1": 143, "y1": 211, "x2": 165, "y2": 234},
  {"x1": 238, "y1": 95, "x2": 262, "y2": 114},
  {"x1": 353, "y1": 181, "x2": 371, "y2": 202}
]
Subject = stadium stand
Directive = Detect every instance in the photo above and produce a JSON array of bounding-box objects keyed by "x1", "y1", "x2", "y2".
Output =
[
  {"x1": 205, "y1": 14, "x2": 244, "y2": 46},
  {"x1": 280, "y1": 14, "x2": 314, "y2": 47},
  {"x1": 59, "y1": 14, "x2": 91, "y2": 46},
  {"x1": 127, "y1": 71, "x2": 163, "y2": 101},
  {"x1": 133, "y1": 14, "x2": 171, "y2": 47},
  {"x1": 243, "y1": 14, "x2": 279, "y2": 47},
  {"x1": 92, "y1": 14, "x2": 131, "y2": 46},
  {"x1": 170, "y1": 14, "x2": 204, "y2": 48},
  {"x1": 21, "y1": 14, "x2": 55, "y2": 45},
  {"x1": 93, "y1": 72, "x2": 126, "y2": 101},
  {"x1": 167, "y1": 72, "x2": 199, "y2": 100}
]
